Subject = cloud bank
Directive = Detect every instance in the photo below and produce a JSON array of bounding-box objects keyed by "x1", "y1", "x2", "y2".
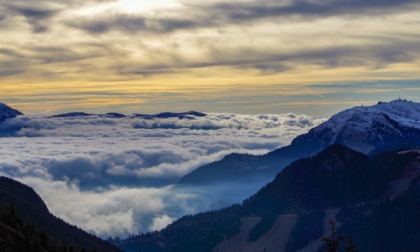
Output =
[{"x1": 0, "y1": 112, "x2": 325, "y2": 237}]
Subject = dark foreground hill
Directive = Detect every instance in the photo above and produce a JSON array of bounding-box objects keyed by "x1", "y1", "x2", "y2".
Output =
[
  {"x1": 179, "y1": 99, "x2": 420, "y2": 185},
  {"x1": 119, "y1": 145, "x2": 420, "y2": 252},
  {"x1": 0, "y1": 176, "x2": 122, "y2": 252}
]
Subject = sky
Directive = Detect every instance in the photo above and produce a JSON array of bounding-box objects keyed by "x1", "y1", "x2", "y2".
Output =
[{"x1": 0, "y1": 0, "x2": 419, "y2": 116}]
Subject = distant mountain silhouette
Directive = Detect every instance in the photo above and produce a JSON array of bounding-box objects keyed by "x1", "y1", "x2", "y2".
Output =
[
  {"x1": 133, "y1": 111, "x2": 207, "y2": 119},
  {"x1": 49, "y1": 110, "x2": 206, "y2": 119},
  {"x1": 52, "y1": 112, "x2": 94, "y2": 118},
  {"x1": 119, "y1": 145, "x2": 420, "y2": 252},
  {"x1": 51, "y1": 112, "x2": 127, "y2": 118},
  {"x1": 179, "y1": 99, "x2": 420, "y2": 185},
  {"x1": 0, "y1": 176, "x2": 121, "y2": 252}
]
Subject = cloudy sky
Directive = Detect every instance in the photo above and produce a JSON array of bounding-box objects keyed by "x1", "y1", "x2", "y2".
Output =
[{"x1": 0, "y1": 0, "x2": 419, "y2": 116}]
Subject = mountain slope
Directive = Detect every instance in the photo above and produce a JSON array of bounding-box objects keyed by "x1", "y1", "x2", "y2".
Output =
[
  {"x1": 0, "y1": 176, "x2": 121, "y2": 252},
  {"x1": 291, "y1": 99, "x2": 420, "y2": 154},
  {"x1": 179, "y1": 99, "x2": 420, "y2": 185},
  {"x1": 0, "y1": 103, "x2": 23, "y2": 121},
  {"x1": 119, "y1": 145, "x2": 420, "y2": 252}
]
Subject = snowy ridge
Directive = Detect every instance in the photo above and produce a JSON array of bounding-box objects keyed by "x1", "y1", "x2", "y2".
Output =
[
  {"x1": 300, "y1": 99, "x2": 420, "y2": 153},
  {"x1": 326, "y1": 99, "x2": 420, "y2": 128}
]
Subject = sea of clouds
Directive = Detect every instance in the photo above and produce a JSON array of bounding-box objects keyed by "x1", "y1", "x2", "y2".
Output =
[{"x1": 0, "y1": 112, "x2": 326, "y2": 237}]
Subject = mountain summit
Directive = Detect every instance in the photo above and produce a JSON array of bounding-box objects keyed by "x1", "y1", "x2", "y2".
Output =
[
  {"x1": 292, "y1": 99, "x2": 420, "y2": 154},
  {"x1": 0, "y1": 103, "x2": 23, "y2": 121}
]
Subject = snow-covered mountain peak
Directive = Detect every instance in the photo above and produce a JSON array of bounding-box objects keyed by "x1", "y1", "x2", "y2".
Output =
[
  {"x1": 327, "y1": 99, "x2": 420, "y2": 129},
  {"x1": 296, "y1": 99, "x2": 420, "y2": 154},
  {"x1": 0, "y1": 103, "x2": 23, "y2": 121},
  {"x1": 372, "y1": 99, "x2": 420, "y2": 124}
]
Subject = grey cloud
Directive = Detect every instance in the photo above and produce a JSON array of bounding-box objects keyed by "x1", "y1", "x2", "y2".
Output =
[
  {"x1": 12, "y1": 5, "x2": 58, "y2": 19},
  {"x1": 115, "y1": 37, "x2": 420, "y2": 77},
  {"x1": 66, "y1": 0, "x2": 420, "y2": 35},
  {"x1": 0, "y1": 68, "x2": 27, "y2": 77},
  {"x1": 9, "y1": 3, "x2": 62, "y2": 33},
  {"x1": 0, "y1": 0, "x2": 115, "y2": 32},
  {"x1": 229, "y1": 39, "x2": 420, "y2": 71},
  {"x1": 292, "y1": 39, "x2": 420, "y2": 69},
  {"x1": 28, "y1": 45, "x2": 105, "y2": 64},
  {"x1": 0, "y1": 42, "x2": 118, "y2": 79},
  {"x1": 66, "y1": 15, "x2": 199, "y2": 34},
  {"x1": 0, "y1": 48, "x2": 24, "y2": 58},
  {"x1": 1, "y1": 0, "x2": 419, "y2": 79},
  {"x1": 210, "y1": 0, "x2": 420, "y2": 22},
  {"x1": 0, "y1": 52, "x2": 31, "y2": 78}
]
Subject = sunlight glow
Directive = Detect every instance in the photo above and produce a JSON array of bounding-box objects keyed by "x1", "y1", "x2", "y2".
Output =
[{"x1": 115, "y1": 0, "x2": 181, "y2": 13}]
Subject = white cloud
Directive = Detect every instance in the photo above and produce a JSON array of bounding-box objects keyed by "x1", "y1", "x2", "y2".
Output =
[
  {"x1": 0, "y1": 112, "x2": 326, "y2": 237},
  {"x1": 149, "y1": 215, "x2": 175, "y2": 232}
]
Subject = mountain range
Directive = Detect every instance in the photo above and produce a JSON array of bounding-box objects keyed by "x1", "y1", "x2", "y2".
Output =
[
  {"x1": 116, "y1": 99, "x2": 420, "y2": 251},
  {"x1": 118, "y1": 145, "x2": 420, "y2": 252},
  {"x1": 50, "y1": 110, "x2": 206, "y2": 119},
  {"x1": 0, "y1": 103, "x2": 206, "y2": 121},
  {"x1": 179, "y1": 99, "x2": 420, "y2": 185}
]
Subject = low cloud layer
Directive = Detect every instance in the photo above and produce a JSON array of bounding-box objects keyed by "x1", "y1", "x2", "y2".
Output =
[
  {"x1": 0, "y1": 113, "x2": 324, "y2": 183},
  {"x1": 0, "y1": 112, "x2": 325, "y2": 237}
]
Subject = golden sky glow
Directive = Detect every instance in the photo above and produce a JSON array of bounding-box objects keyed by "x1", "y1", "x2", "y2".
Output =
[{"x1": 1, "y1": 0, "x2": 420, "y2": 115}]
